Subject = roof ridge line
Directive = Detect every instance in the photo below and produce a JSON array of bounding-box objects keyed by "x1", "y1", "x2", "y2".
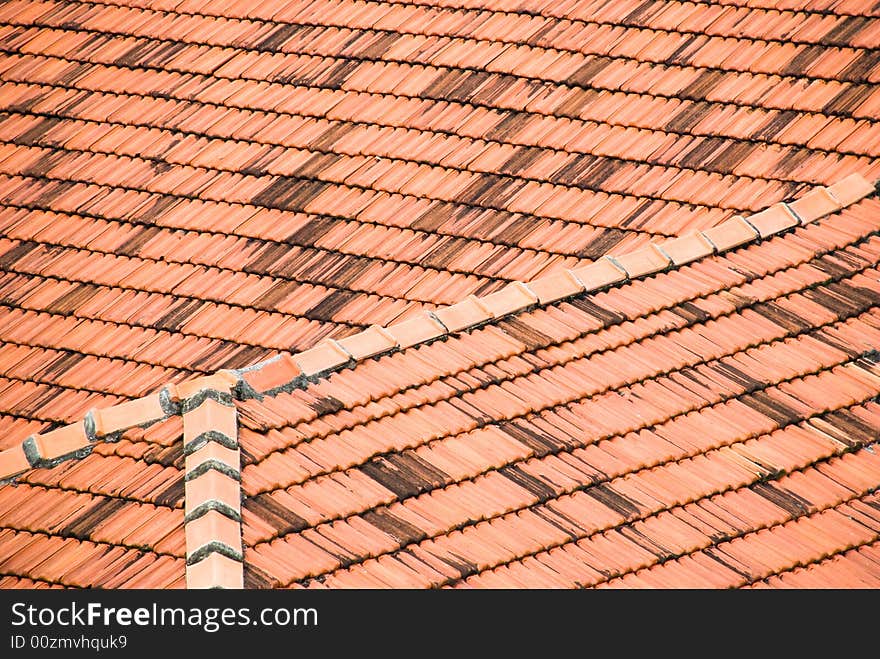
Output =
[
  {"x1": 231, "y1": 172, "x2": 878, "y2": 396},
  {"x1": 0, "y1": 172, "x2": 875, "y2": 487},
  {"x1": 180, "y1": 382, "x2": 244, "y2": 589},
  {"x1": 0, "y1": 372, "x2": 236, "y2": 482}
]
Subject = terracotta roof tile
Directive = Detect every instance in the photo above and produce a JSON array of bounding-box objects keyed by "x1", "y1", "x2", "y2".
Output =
[
  {"x1": 179, "y1": 385, "x2": 243, "y2": 587},
  {"x1": 658, "y1": 233, "x2": 716, "y2": 266},
  {"x1": 240, "y1": 353, "x2": 302, "y2": 395},
  {"x1": 1, "y1": 0, "x2": 879, "y2": 589},
  {"x1": 0, "y1": 444, "x2": 31, "y2": 481},
  {"x1": 829, "y1": 172, "x2": 878, "y2": 206},
  {"x1": 230, "y1": 191, "x2": 876, "y2": 581},
  {"x1": 788, "y1": 186, "x2": 842, "y2": 224},
  {"x1": 186, "y1": 551, "x2": 243, "y2": 589},
  {"x1": 433, "y1": 294, "x2": 495, "y2": 332},
  {"x1": 186, "y1": 469, "x2": 238, "y2": 515},
  {"x1": 186, "y1": 509, "x2": 243, "y2": 560},
  {"x1": 701, "y1": 215, "x2": 760, "y2": 252},
  {"x1": 294, "y1": 339, "x2": 354, "y2": 376},
  {"x1": 182, "y1": 396, "x2": 237, "y2": 448},
  {"x1": 175, "y1": 372, "x2": 238, "y2": 399},
  {"x1": 186, "y1": 438, "x2": 240, "y2": 475},
  {"x1": 29, "y1": 420, "x2": 91, "y2": 463},
  {"x1": 527, "y1": 269, "x2": 586, "y2": 304},
  {"x1": 337, "y1": 325, "x2": 399, "y2": 360},
  {"x1": 611, "y1": 244, "x2": 672, "y2": 278},
  {"x1": 569, "y1": 257, "x2": 628, "y2": 291},
  {"x1": 480, "y1": 281, "x2": 539, "y2": 317},
  {"x1": 746, "y1": 203, "x2": 801, "y2": 238},
  {"x1": 386, "y1": 312, "x2": 448, "y2": 349}
]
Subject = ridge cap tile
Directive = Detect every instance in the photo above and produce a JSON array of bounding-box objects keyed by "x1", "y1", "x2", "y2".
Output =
[
  {"x1": 176, "y1": 371, "x2": 239, "y2": 400},
  {"x1": 185, "y1": 509, "x2": 243, "y2": 561},
  {"x1": 611, "y1": 244, "x2": 672, "y2": 278},
  {"x1": 569, "y1": 257, "x2": 628, "y2": 292},
  {"x1": 294, "y1": 339, "x2": 355, "y2": 376},
  {"x1": 182, "y1": 384, "x2": 243, "y2": 589},
  {"x1": 700, "y1": 215, "x2": 760, "y2": 252},
  {"x1": 337, "y1": 325, "x2": 400, "y2": 360},
  {"x1": 182, "y1": 396, "x2": 238, "y2": 448},
  {"x1": 433, "y1": 294, "x2": 496, "y2": 332},
  {"x1": 527, "y1": 269, "x2": 586, "y2": 305},
  {"x1": 828, "y1": 173, "x2": 876, "y2": 207},
  {"x1": 481, "y1": 281, "x2": 540, "y2": 317},
  {"x1": 745, "y1": 203, "x2": 800, "y2": 238},
  {"x1": 185, "y1": 440, "x2": 241, "y2": 474},
  {"x1": 657, "y1": 233, "x2": 716, "y2": 266},
  {"x1": 788, "y1": 187, "x2": 841, "y2": 225},
  {"x1": 0, "y1": 445, "x2": 31, "y2": 482},
  {"x1": 240, "y1": 353, "x2": 303, "y2": 395},
  {"x1": 185, "y1": 552, "x2": 243, "y2": 590},
  {"x1": 385, "y1": 312, "x2": 448, "y2": 349},
  {"x1": 88, "y1": 393, "x2": 168, "y2": 439},
  {"x1": 30, "y1": 421, "x2": 91, "y2": 463},
  {"x1": 183, "y1": 469, "x2": 240, "y2": 523}
]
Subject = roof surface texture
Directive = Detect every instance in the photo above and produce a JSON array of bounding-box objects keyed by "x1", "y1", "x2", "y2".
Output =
[{"x1": 0, "y1": 0, "x2": 879, "y2": 589}]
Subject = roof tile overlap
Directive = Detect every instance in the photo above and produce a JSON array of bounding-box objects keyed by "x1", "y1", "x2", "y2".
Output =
[
  {"x1": 701, "y1": 215, "x2": 760, "y2": 251},
  {"x1": 28, "y1": 420, "x2": 91, "y2": 463},
  {"x1": 385, "y1": 312, "x2": 449, "y2": 348},
  {"x1": 656, "y1": 233, "x2": 716, "y2": 266},
  {"x1": 294, "y1": 339, "x2": 354, "y2": 376},
  {"x1": 569, "y1": 257, "x2": 628, "y2": 291},
  {"x1": 746, "y1": 203, "x2": 801, "y2": 237}
]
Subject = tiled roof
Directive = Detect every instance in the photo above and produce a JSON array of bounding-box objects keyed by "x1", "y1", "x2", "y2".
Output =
[
  {"x1": 2, "y1": 174, "x2": 879, "y2": 588},
  {"x1": 238, "y1": 182, "x2": 880, "y2": 589},
  {"x1": 0, "y1": 0, "x2": 879, "y2": 588},
  {"x1": 0, "y1": 415, "x2": 186, "y2": 588}
]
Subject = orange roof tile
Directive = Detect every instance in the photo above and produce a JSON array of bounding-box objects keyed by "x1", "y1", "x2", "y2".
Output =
[
  {"x1": 1, "y1": 0, "x2": 879, "y2": 589},
  {"x1": 231, "y1": 190, "x2": 880, "y2": 589}
]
